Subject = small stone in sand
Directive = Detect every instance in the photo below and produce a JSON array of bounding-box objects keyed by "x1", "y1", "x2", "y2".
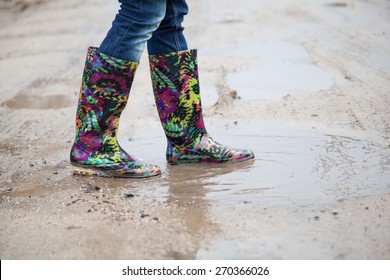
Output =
[
  {"x1": 124, "y1": 191, "x2": 134, "y2": 198},
  {"x1": 141, "y1": 213, "x2": 150, "y2": 218}
]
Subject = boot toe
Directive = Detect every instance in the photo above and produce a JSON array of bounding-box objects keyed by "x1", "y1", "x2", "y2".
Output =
[
  {"x1": 234, "y1": 148, "x2": 255, "y2": 162},
  {"x1": 121, "y1": 162, "x2": 161, "y2": 178},
  {"x1": 144, "y1": 164, "x2": 162, "y2": 177}
]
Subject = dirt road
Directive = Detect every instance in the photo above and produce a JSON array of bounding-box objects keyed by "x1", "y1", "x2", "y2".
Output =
[{"x1": 0, "y1": 0, "x2": 389, "y2": 259}]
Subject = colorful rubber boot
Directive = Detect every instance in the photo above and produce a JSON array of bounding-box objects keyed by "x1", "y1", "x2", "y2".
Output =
[
  {"x1": 149, "y1": 49, "x2": 255, "y2": 165},
  {"x1": 70, "y1": 47, "x2": 161, "y2": 178}
]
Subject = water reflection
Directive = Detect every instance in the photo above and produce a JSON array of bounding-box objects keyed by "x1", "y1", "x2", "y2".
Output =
[
  {"x1": 129, "y1": 122, "x2": 390, "y2": 205},
  {"x1": 161, "y1": 160, "x2": 255, "y2": 259},
  {"x1": 226, "y1": 42, "x2": 334, "y2": 100}
]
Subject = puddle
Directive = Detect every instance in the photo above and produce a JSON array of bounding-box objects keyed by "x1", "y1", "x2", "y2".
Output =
[
  {"x1": 124, "y1": 121, "x2": 390, "y2": 206},
  {"x1": 325, "y1": 2, "x2": 355, "y2": 8},
  {"x1": 225, "y1": 42, "x2": 335, "y2": 100},
  {"x1": 212, "y1": 12, "x2": 243, "y2": 24},
  {"x1": 200, "y1": 85, "x2": 219, "y2": 107},
  {"x1": 2, "y1": 94, "x2": 75, "y2": 109}
]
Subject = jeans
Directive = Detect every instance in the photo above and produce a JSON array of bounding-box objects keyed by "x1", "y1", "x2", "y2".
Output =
[{"x1": 99, "y1": 0, "x2": 188, "y2": 62}]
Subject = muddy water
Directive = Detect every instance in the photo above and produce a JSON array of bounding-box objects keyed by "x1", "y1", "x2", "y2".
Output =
[
  {"x1": 118, "y1": 121, "x2": 390, "y2": 206},
  {"x1": 117, "y1": 121, "x2": 390, "y2": 258},
  {"x1": 2, "y1": 94, "x2": 74, "y2": 109},
  {"x1": 225, "y1": 42, "x2": 335, "y2": 100}
]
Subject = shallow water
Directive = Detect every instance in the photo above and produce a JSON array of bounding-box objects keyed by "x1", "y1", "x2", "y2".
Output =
[
  {"x1": 2, "y1": 94, "x2": 74, "y2": 109},
  {"x1": 225, "y1": 42, "x2": 335, "y2": 100},
  {"x1": 117, "y1": 121, "x2": 390, "y2": 259},
  {"x1": 121, "y1": 121, "x2": 390, "y2": 206}
]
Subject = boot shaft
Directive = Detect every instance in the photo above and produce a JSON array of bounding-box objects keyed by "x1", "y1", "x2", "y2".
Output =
[
  {"x1": 72, "y1": 47, "x2": 138, "y2": 162},
  {"x1": 149, "y1": 49, "x2": 206, "y2": 145},
  {"x1": 149, "y1": 49, "x2": 255, "y2": 165},
  {"x1": 75, "y1": 47, "x2": 138, "y2": 139}
]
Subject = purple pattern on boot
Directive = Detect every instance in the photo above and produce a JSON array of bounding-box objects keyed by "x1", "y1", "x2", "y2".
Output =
[{"x1": 70, "y1": 47, "x2": 161, "y2": 178}]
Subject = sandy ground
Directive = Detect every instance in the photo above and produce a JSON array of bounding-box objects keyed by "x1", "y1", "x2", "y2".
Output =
[{"x1": 0, "y1": 0, "x2": 389, "y2": 259}]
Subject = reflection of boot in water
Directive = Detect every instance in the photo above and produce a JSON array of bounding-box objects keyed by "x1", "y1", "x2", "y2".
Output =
[
  {"x1": 167, "y1": 159, "x2": 256, "y2": 195},
  {"x1": 164, "y1": 160, "x2": 255, "y2": 259},
  {"x1": 149, "y1": 49, "x2": 255, "y2": 165}
]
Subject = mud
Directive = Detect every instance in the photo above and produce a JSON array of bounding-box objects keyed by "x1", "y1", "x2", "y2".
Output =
[{"x1": 0, "y1": 0, "x2": 390, "y2": 259}]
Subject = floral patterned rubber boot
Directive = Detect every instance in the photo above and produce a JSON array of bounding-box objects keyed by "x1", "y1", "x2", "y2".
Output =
[
  {"x1": 70, "y1": 47, "x2": 161, "y2": 178},
  {"x1": 149, "y1": 49, "x2": 255, "y2": 165}
]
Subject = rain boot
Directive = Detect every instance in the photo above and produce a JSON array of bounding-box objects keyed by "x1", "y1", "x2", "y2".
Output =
[
  {"x1": 149, "y1": 49, "x2": 254, "y2": 165},
  {"x1": 70, "y1": 47, "x2": 161, "y2": 177}
]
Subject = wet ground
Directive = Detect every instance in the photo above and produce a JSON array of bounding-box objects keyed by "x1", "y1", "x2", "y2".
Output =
[
  {"x1": 226, "y1": 42, "x2": 334, "y2": 100},
  {"x1": 1, "y1": 94, "x2": 74, "y2": 109},
  {"x1": 1, "y1": 0, "x2": 390, "y2": 259},
  {"x1": 1, "y1": 120, "x2": 389, "y2": 259},
  {"x1": 122, "y1": 122, "x2": 390, "y2": 206}
]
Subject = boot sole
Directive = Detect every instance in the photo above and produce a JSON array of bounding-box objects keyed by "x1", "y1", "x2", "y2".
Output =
[
  {"x1": 168, "y1": 153, "x2": 255, "y2": 165},
  {"x1": 70, "y1": 163, "x2": 161, "y2": 178}
]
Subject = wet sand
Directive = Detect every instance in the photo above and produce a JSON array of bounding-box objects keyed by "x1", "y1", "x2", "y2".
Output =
[{"x1": 0, "y1": 0, "x2": 389, "y2": 259}]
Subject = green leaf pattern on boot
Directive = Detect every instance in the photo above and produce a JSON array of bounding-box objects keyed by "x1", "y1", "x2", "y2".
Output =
[{"x1": 149, "y1": 49, "x2": 254, "y2": 164}]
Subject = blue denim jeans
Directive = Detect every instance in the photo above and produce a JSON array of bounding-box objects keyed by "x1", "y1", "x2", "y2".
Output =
[{"x1": 99, "y1": 0, "x2": 188, "y2": 62}]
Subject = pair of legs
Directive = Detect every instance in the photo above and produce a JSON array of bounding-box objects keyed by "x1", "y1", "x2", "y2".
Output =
[
  {"x1": 70, "y1": 0, "x2": 254, "y2": 178},
  {"x1": 99, "y1": 0, "x2": 188, "y2": 62}
]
